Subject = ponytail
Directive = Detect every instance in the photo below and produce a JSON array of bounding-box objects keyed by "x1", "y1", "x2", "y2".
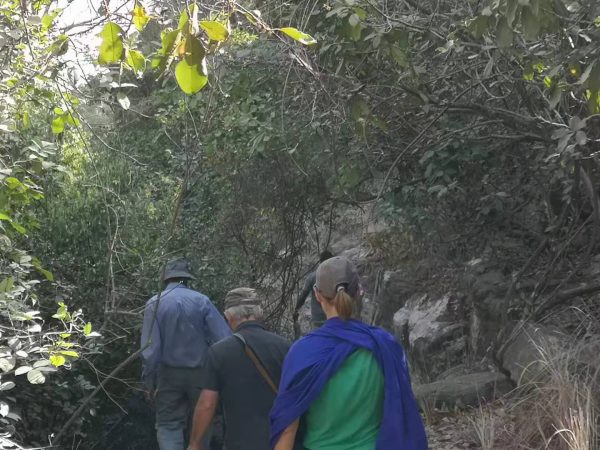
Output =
[{"x1": 332, "y1": 286, "x2": 354, "y2": 320}]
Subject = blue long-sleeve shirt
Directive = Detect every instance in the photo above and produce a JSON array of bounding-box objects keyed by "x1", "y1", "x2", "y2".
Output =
[{"x1": 140, "y1": 282, "x2": 231, "y2": 390}]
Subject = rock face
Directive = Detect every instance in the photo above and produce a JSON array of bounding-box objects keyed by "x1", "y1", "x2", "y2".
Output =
[
  {"x1": 393, "y1": 293, "x2": 466, "y2": 379},
  {"x1": 414, "y1": 371, "x2": 512, "y2": 409},
  {"x1": 499, "y1": 322, "x2": 566, "y2": 385}
]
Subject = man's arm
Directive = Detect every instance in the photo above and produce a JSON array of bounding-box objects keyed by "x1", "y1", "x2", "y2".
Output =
[
  {"x1": 294, "y1": 273, "x2": 314, "y2": 313},
  {"x1": 274, "y1": 419, "x2": 299, "y2": 450},
  {"x1": 187, "y1": 389, "x2": 219, "y2": 450},
  {"x1": 203, "y1": 300, "x2": 231, "y2": 344},
  {"x1": 140, "y1": 300, "x2": 161, "y2": 392}
]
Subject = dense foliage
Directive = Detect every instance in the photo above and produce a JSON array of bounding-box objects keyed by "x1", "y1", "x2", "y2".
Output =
[{"x1": 0, "y1": 0, "x2": 599, "y2": 447}]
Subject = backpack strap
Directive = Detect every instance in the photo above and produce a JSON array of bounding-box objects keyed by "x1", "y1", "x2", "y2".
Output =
[{"x1": 233, "y1": 333, "x2": 278, "y2": 394}]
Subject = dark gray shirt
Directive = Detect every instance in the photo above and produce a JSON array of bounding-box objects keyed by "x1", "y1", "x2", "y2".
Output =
[
  {"x1": 296, "y1": 272, "x2": 327, "y2": 325},
  {"x1": 201, "y1": 321, "x2": 290, "y2": 450}
]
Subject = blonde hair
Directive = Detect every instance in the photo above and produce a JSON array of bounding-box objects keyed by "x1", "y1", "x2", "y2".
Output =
[{"x1": 330, "y1": 286, "x2": 354, "y2": 320}]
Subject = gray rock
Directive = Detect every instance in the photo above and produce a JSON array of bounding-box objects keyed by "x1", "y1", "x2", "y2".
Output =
[
  {"x1": 393, "y1": 293, "x2": 466, "y2": 378},
  {"x1": 499, "y1": 322, "x2": 566, "y2": 385},
  {"x1": 414, "y1": 371, "x2": 512, "y2": 409}
]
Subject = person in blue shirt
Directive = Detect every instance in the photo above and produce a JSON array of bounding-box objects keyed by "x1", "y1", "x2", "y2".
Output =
[{"x1": 141, "y1": 258, "x2": 231, "y2": 450}]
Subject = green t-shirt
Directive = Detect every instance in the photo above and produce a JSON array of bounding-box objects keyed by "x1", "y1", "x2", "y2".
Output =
[{"x1": 303, "y1": 349, "x2": 384, "y2": 450}]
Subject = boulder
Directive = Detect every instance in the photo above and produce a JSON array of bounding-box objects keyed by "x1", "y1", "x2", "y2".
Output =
[
  {"x1": 393, "y1": 293, "x2": 466, "y2": 378},
  {"x1": 414, "y1": 371, "x2": 512, "y2": 409},
  {"x1": 499, "y1": 322, "x2": 566, "y2": 385},
  {"x1": 376, "y1": 270, "x2": 419, "y2": 329}
]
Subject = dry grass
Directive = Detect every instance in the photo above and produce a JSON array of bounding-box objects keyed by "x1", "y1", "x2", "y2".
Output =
[
  {"x1": 468, "y1": 403, "x2": 496, "y2": 450},
  {"x1": 507, "y1": 337, "x2": 600, "y2": 450}
]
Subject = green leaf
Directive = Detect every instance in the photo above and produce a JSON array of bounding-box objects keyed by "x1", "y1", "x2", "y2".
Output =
[
  {"x1": 496, "y1": 18, "x2": 513, "y2": 48},
  {"x1": 50, "y1": 35, "x2": 69, "y2": 56},
  {"x1": 348, "y1": 14, "x2": 360, "y2": 27},
  {"x1": 468, "y1": 16, "x2": 489, "y2": 38},
  {"x1": 84, "y1": 322, "x2": 92, "y2": 336},
  {"x1": 51, "y1": 116, "x2": 65, "y2": 134},
  {"x1": 126, "y1": 49, "x2": 146, "y2": 75},
  {"x1": 279, "y1": 27, "x2": 317, "y2": 45},
  {"x1": 152, "y1": 29, "x2": 181, "y2": 70},
  {"x1": 98, "y1": 22, "x2": 124, "y2": 65},
  {"x1": 0, "y1": 358, "x2": 15, "y2": 373},
  {"x1": 60, "y1": 350, "x2": 79, "y2": 358},
  {"x1": 10, "y1": 222, "x2": 26, "y2": 234},
  {"x1": 200, "y1": 21, "x2": 230, "y2": 41},
  {"x1": 521, "y1": 7, "x2": 540, "y2": 41},
  {"x1": 390, "y1": 46, "x2": 408, "y2": 67},
  {"x1": 506, "y1": 0, "x2": 519, "y2": 27},
  {"x1": 27, "y1": 369, "x2": 45, "y2": 384},
  {"x1": 42, "y1": 14, "x2": 54, "y2": 30},
  {"x1": 50, "y1": 354, "x2": 65, "y2": 367},
  {"x1": 350, "y1": 97, "x2": 369, "y2": 121},
  {"x1": 133, "y1": 1, "x2": 150, "y2": 32},
  {"x1": 183, "y1": 34, "x2": 205, "y2": 65},
  {"x1": 22, "y1": 111, "x2": 30, "y2": 129},
  {"x1": 117, "y1": 92, "x2": 131, "y2": 110},
  {"x1": 175, "y1": 59, "x2": 208, "y2": 94},
  {"x1": 15, "y1": 366, "x2": 32, "y2": 376},
  {"x1": 0, "y1": 213, "x2": 9, "y2": 221}
]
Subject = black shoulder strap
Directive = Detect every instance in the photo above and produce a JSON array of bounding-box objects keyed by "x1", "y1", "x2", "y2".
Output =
[{"x1": 233, "y1": 333, "x2": 278, "y2": 394}]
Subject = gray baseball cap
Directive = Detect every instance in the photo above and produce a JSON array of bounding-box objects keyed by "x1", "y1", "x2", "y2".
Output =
[
  {"x1": 224, "y1": 287, "x2": 261, "y2": 310},
  {"x1": 315, "y1": 256, "x2": 360, "y2": 298}
]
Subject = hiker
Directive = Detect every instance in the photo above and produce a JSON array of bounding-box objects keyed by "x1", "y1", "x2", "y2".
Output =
[
  {"x1": 141, "y1": 258, "x2": 231, "y2": 450},
  {"x1": 186, "y1": 287, "x2": 290, "y2": 450},
  {"x1": 293, "y1": 250, "x2": 334, "y2": 333},
  {"x1": 270, "y1": 256, "x2": 428, "y2": 450}
]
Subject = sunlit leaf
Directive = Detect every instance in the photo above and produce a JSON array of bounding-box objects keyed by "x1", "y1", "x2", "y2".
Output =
[
  {"x1": 50, "y1": 354, "x2": 65, "y2": 367},
  {"x1": 175, "y1": 59, "x2": 208, "y2": 94},
  {"x1": 98, "y1": 22, "x2": 124, "y2": 65},
  {"x1": 126, "y1": 49, "x2": 146, "y2": 76},
  {"x1": 83, "y1": 322, "x2": 92, "y2": 336},
  {"x1": 0, "y1": 357, "x2": 15, "y2": 372},
  {"x1": 51, "y1": 116, "x2": 65, "y2": 134},
  {"x1": 60, "y1": 350, "x2": 79, "y2": 358},
  {"x1": 200, "y1": 21, "x2": 229, "y2": 41},
  {"x1": 279, "y1": 27, "x2": 317, "y2": 45},
  {"x1": 15, "y1": 366, "x2": 31, "y2": 376},
  {"x1": 27, "y1": 369, "x2": 45, "y2": 384},
  {"x1": 132, "y1": 1, "x2": 150, "y2": 32},
  {"x1": 0, "y1": 382, "x2": 15, "y2": 391},
  {"x1": 117, "y1": 92, "x2": 131, "y2": 110}
]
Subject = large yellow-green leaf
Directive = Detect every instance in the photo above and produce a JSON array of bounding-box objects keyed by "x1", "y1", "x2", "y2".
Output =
[
  {"x1": 126, "y1": 49, "x2": 146, "y2": 75},
  {"x1": 200, "y1": 21, "x2": 229, "y2": 41},
  {"x1": 133, "y1": 1, "x2": 150, "y2": 32},
  {"x1": 175, "y1": 59, "x2": 208, "y2": 94},
  {"x1": 98, "y1": 22, "x2": 124, "y2": 65},
  {"x1": 51, "y1": 116, "x2": 65, "y2": 134},
  {"x1": 279, "y1": 27, "x2": 317, "y2": 45}
]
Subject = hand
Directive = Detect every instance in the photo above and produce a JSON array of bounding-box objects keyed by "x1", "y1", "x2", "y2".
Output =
[
  {"x1": 145, "y1": 389, "x2": 157, "y2": 404},
  {"x1": 186, "y1": 443, "x2": 203, "y2": 450}
]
